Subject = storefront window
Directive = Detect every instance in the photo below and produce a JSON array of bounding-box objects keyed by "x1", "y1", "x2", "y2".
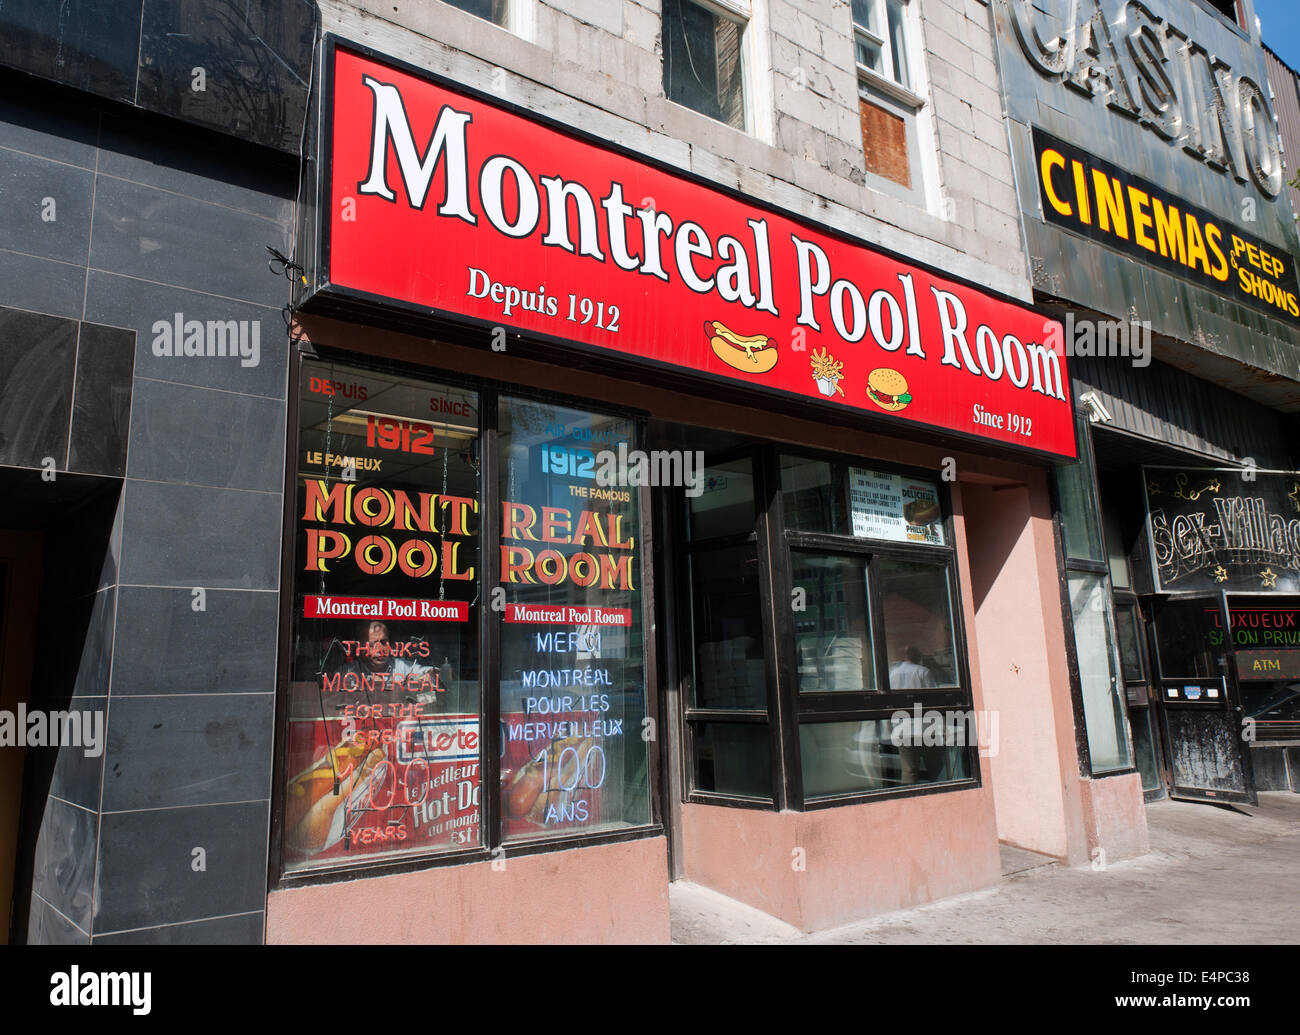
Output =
[
  {"x1": 800, "y1": 719, "x2": 969, "y2": 798},
  {"x1": 877, "y1": 558, "x2": 957, "y2": 688},
  {"x1": 285, "y1": 361, "x2": 481, "y2": 873},
  {"x1": 1067, "y1": 573, "x2": 1131, "y2": 772},
  {"x1": 1150, "y1": 600, "x2": 1219, "y2": 678},
  {"x1": 683, "y1": 449, "x2": 975, "y2": 807},
  {"x1": 791, "y1": 553, "x2": 874, "y2": 693},
  {"x1": 688, "y1": 546, "x2": 767, "y2": 709},
  {"x1": 688, "y1": 457, "x2": 756, "y2": 540},
  {"x1": 1113, "y1": 602, "x2": 1145, "y2": 683},
  {"x1": 693, "y1": 722, "x2": 772, "y2": 797},
  {"x1": 1056, "y1": 418, "x2": 1105, "y2": 563},
  {"x1": 781, "y1": 455, "x2": 850, "y2": 535},
  {"x1": 497, "y1": 397, "x2": 651, "y2": 841}
]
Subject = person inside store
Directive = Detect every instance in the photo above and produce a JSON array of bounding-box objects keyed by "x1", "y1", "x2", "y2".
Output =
[{"x1": 889, "y1": 645, "x2": 937, "y2": 690}]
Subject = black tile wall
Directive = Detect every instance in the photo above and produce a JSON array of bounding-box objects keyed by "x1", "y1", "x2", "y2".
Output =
[
  {"x1": 136, "y1": 0, "x2": 316, "y2": 153},
  {"x1": 93, "y1": 800, "x2": 270, "y2": 934},
  {"x1": 0, "y1": 248, "x2": 87, "y2": 318},
  {"x1": 1, "y1": 85, "x2": 292, "y2": 945},
  {"x1": 30, "y1": 796, "x2": 98, "y2": 933},
  {"x1": 98, "y1": 113, "x2": 294, "y2": 222},
  {"x1": 27, "y1": 895, "x2": 91, "y2": 945},
  {"x1": 0, "y1": 146, "x2": 94, "y2": 263},
  {"x1": 84, "y1": 272, "x2": 288, "y2": 399},
  {"x1": 48, "y1": 698, "x2": 109, "y2": 811},
  {"x1": 68, "y1": 324, "x2": 136, "y2": 478},
  {"x1": 68, "y1": 589, "x2": 117, "y2": 699},
  {"x1": 89, "y1": 175, "x2": 290, "y2": 306},
  {"x1": 0, "y1": 0, "x2": 313, "y2": 154},
  {"x1": 93, "y1": 910, "x2": 263, "y2": 945},
  {"x1": 119, "y1": 481, "x2": 282, "y2": 590},
  {"x1": 110, "y1": 587, "x2": 279, "y2": 695},
  {"x1": 126, "y1": 379, "x2": 287, "y2": 491},
  {"x1": 102, "y1": 693, "x2": 273, "y2": 811},
  {"x1": 0, "y1": 0, "x2": 144, "y2": 104},
  {"x1": 0, "y1": 94, "x2": 100, "y2": 169},
  {"x1": 0, "y1": 308, "x2": 76, "y2": 468}
]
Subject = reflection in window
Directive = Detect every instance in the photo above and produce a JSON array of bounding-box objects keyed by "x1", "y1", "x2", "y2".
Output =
[
  {"x1": 286, "y1": 362, "x2": 481, "y2": 873},
  {"x1": 693, "y1": 722, "x2": 771, "y2": 798},
  {"x1": 688, "y1": 546, "x2": 767, "y2": 709},
  {"x1": 800, "y1": 719, "x2": 968, "y2": 797},
  {"x1": 876, "y1": 558, "x2": 956, "y2": 688},
  {"x1": 1151, "y1": 601, "x2": 1220, "y2": 678},
  {"x1": 780, "y1": 455, "x2": 849, "y2": 535},
  {"x1": 791, "y1": 554, "x2": 874, "y2": 692},
  {"x1": 662, "y1": 0, "x2": 746, "y2": 129},
  {"x1": 1114, "y1": 603, "x2": 1144, "y2": 683},
  {"x1": 1054, "y1": 421, "x2": 1104, "y2": 562},
  {"x1": 443, "y1": 0, "x2": 509, "y2": 26},
  {"x1": 688, "y1": 457, "x2": 755, "y2": 540},
  {"x1": 497, "y1": 397, "x2": 651, "y2": 842},
  {"x1": 1069, "y1": 573, "x2": 1131, "y2": 772}
]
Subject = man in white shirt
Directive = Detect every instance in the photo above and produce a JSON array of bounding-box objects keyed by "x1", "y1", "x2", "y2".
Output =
[{"x1": 889, "y1": 646, "x2": 937, "y2": 690}]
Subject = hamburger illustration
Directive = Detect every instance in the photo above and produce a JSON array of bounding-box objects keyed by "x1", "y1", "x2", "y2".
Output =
[{"x1": 866, "y1": 367, "x2": 912, "y2": 411}]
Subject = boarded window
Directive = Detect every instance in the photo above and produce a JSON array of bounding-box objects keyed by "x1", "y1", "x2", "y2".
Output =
[{"x1": 859, "y1": 96, "x2": 909, "y2": 188}]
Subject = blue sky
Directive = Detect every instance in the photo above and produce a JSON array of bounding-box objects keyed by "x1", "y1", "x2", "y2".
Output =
[{"x1": 1254, "y1": 0, "x2": 1300, "y2": 69}]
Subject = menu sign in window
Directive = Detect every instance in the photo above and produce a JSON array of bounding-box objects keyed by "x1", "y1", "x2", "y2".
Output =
[
  {"x1": 285, "y1": 362, "x2": 482, "y2": 872},
  {"x1": 848, "y1": 467, "x2": 945, "y2": 546},
  {"x1": 497, "y1": 397, "x2": 651, "y2": 840}
]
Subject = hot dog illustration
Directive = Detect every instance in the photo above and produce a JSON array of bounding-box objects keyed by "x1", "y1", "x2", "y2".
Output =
[
  {"x1": 504, "y1": 736, "x2": 597, "y2": 825},
  {"x1": 286, "y1": 738, "x2": 386, "y2": 856},
  {"x1": 705, "y1": 319, "x2": 778, "y2": 374}
]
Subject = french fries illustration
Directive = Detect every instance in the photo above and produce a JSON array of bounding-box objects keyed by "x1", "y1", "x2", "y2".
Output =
[
  {"x1": 705, "y1": 319, "x2": 779, "y2": 374},
  {"x1": 810, "y1": 347, "x2": 845, "y2": 397}
]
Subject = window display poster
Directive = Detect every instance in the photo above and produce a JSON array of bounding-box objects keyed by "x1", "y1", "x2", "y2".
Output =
[
  {"x1": 848, "y1": 467, "x2": 945, "y2": 546},
  {"x1": 497, "y1": 397, "x2": 651, "y2": 840},
  {"x1": 286, "y1": 361, "x2": 482, "y2": 872}
]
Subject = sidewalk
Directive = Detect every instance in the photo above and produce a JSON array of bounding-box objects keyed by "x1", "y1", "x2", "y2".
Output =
[{"x1": 670, "y1": 792, "x2": 1300, "y2": 944}]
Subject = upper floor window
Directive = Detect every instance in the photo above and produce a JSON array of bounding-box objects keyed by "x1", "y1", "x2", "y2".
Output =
[
  {"x1": 662, "y1": 0, "x2": 748, "y2": 131},
  {"x1": 853, "y1": 0, "x2": 912, "y2": 92},
  {"x1": 443, "y1": 0, "x2": 509, "y2": 27}
]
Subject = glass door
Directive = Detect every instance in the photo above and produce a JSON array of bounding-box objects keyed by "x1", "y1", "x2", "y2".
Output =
[
  {"x1": 1113, "y1": 596, "x2": 1166, "y2": 799},
  {"x1": 1147, "y1": 593, "x2": 1256, "y2": 805}
]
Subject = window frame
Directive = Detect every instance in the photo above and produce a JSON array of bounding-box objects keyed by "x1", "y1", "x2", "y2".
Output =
[
  {"x1": 852, "y1": 0, "x2": 922, "y2": 106},
  {"x1": 661, "y1": 0, "x2": 756, "y2": 135},
  {"x1": 849, "y1": 0, "x2": 943, "y2": 214},
  {"x1": 677, "y1": 442, "x2": 980, "y2": 811},
  {"x1": 677, "y1": 444, "x2": 784, "y2": 808},
  {"x1": 269, "y1": 344, "x2": 664, "y2": 889},
  {"x1": 1049, "y1": 416, "x2": 1139, "y2": 779}
]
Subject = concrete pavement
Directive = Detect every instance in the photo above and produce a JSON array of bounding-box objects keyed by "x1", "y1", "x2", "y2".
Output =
[{"x1": 670, "y1": 792, "x2": 1300, "y2": 944}]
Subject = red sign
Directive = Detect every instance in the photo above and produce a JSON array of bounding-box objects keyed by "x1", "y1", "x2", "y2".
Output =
[
  {"x1": 304, "y1": 595, "x2": 468, "y2": 622},
  {"x1": 320, "y1": 42, "x2": 1077, "y2": 460},
  {"x1": 502, "y1": 603, "x2": 633, "y2": 626}
]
